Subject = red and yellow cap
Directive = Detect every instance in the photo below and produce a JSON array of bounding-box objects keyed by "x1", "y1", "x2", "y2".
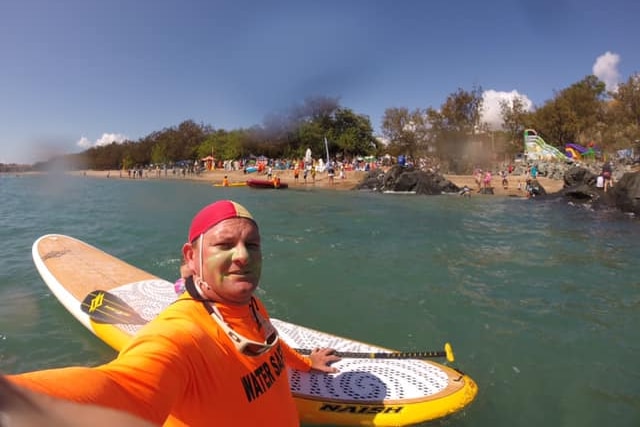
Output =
[{"x1": 188, "y1": 200, "x2": 255, "y2": 242}]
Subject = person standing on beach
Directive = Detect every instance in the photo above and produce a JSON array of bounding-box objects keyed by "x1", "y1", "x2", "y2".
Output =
[
  {"x1": 483, "y1": 170, "x2": 492, "y2": 191},
  {"x1": 474, "y1": 168, "x2": 482, "y2": 192},
  {"x1": 602, "y1": 161, "x2": 613, "y2": 192},
  {"x1": 327, "y1": 164, "x2": 335, "y2": 185},
  {"x1": 501, "y1": 170, "x2": 508, "y2": 189},
  {"x1": 8, "y1": 200, "x2": 340, "y2": 427}
]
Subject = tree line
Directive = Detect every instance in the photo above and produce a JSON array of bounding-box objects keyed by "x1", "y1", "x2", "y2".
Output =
[
  {"x1": 26, "y1": 72, "x2": 639, "y2": 174},
  {"x1": 381, "y1": 73, "x2": 640, "y2": 172}
]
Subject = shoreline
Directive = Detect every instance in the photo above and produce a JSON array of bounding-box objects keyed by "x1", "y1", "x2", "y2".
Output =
[{"x1": 51, "y1": 169, "x2": 566, "y2": 197}]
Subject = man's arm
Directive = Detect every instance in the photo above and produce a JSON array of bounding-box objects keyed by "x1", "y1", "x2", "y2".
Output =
[{"x1": 1, "y1": 373, "x2": 156, "y2": 427}]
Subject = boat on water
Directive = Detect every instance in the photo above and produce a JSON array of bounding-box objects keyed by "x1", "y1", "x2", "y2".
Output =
[{"x1": 246, "y1": 178, "x2": 288, "y2": 189}]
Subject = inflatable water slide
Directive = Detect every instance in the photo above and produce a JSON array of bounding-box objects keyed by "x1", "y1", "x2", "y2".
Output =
[
  {"x1": 524, "y1": 129, "x2": 570, "y2": 162},
  {"x1": 565, "y1": 143, "x2": 599, "y2": 160}
]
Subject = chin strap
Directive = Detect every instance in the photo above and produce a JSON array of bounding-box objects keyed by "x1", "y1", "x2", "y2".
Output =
[{"x1": 184, "y1": 276, "x2": 214, "y2": 314}]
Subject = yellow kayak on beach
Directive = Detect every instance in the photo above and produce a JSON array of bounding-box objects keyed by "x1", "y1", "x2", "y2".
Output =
[{"x1": 213, "y1": 182, "x2": 247, "y2": 187}]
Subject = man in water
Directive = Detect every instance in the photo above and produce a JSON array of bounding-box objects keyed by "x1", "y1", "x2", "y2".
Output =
[{"x1": 7, "y1": 200, "x2": 340, "y2": 426}]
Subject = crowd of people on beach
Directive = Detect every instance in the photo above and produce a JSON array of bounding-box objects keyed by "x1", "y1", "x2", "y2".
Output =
[
  {"x1": 468, "y1": 163, "x2": 548, "y2": 198},
  {"x1": 115, "y1": 155, "x2": 371, "y2": 184}
]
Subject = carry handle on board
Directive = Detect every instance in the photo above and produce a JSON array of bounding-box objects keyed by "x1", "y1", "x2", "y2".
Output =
[
  {"x1": 295, "y1": 345, "x2": 455, "y2": 362},
  {"x1": 80, "y1": 290, "x2": 454, "y2": 361}
]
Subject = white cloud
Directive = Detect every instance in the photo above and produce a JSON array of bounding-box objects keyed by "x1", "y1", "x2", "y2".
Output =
[
  {"x1": 76, "y1": 137, "x2": 92, "y2": 148},
  {"x1": 481, "y1": 90, "x2": 533, "y2": 131},
  {"x1": 592, "y1": 51, "x2": 621, "y2": 92},
  {"x1": 76, "y1": 133, "x2": 128, "y2": 149}
]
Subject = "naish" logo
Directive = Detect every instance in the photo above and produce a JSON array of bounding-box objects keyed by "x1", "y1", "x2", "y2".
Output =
[{"x1": 319, "y1": 403, "x2": 404, "y2": 414}]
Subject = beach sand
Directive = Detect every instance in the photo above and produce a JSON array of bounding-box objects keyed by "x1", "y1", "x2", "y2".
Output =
[
  {"x1": 68, "y1": 168, "x2": 565, "y2": 197},
  {"x1": 443, "y1": 174, "x2": 564, "y2": 197}
]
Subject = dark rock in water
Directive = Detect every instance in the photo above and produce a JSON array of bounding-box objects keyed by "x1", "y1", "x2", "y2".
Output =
[
  {"x1": 478, "y1": 187, "x2": 494, "y2": 195},
  {"x1": 610, "y1": 172, "x2": 640, "y2": 215},
  {"x1": 564, "y1": 166, "x2": 597, "y2": 187},
  {"x1": 561, "y1": 166, "x2": 640, "y2": 215},
  {"x1": 524, "y1": 179, "x2": 547, "y2": 197},
  {"x1": 356, "y1": 165, "x2": 459, "y2": 195},
  {"x1": 563, "y1": 183, "x2": 597, "y2": 201},
  {"x1": 561, "y1": 167, "x2": 609, "y2": 206}
]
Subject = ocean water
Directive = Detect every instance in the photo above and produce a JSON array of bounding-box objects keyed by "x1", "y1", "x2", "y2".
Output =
[{"x1": 0, "y1": 173, "x2": 639, "y2": 426}]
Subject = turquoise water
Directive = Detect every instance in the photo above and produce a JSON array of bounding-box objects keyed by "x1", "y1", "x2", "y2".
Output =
[{"x1": 1, "y1": 174, "x2": 639, "y2": 426}]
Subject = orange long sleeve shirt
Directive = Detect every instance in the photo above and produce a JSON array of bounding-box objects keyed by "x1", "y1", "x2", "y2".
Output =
[{"x1": 10, "y1": 295, "x2": 312, "y2": 426}]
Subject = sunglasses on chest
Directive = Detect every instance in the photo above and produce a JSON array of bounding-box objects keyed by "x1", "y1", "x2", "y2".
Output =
[{"x1": 209, "y1": 302, "x2": 279, "y2": 357}]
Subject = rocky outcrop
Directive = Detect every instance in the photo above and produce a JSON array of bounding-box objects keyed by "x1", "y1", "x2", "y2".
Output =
[
  {"x1": 560, "y1": 166, "x2": 640, "y2": 215},
  {"x1": 509, "y1": 158, "x2": 635, "y2": 183},
  {"x1": 524, "y1": 179, "x2": 548, "y2": 197},
  {"x1": 563, "y1": 166, "x2": 598, "y2": 188},
  {"x1": 356, "y1": 163, "x2": 639, "y2": 216},
  {"x1": 610, "y1": 172, "x2": 640, "y2": 215},
  {"x1": 356, "y1": 165, "x2": 459, "y2": 195}
]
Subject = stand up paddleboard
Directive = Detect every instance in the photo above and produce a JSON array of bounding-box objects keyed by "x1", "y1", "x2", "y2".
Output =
[{"x1": 32, "y1": 234, "x2": 477, "y2": 426}]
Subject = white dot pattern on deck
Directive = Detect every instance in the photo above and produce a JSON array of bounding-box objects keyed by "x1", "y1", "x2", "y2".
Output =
[
  {"x1": 272, "y1": 319, "x2": 449, "y2": 401},
  {"x1": 109, "y1": 281, "x2": 450, "y2": 402}
]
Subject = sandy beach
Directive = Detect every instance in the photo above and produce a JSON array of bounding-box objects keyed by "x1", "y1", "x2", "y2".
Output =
[{"x1": 67, "y1": 168, "x2": 565, "y2": 197}]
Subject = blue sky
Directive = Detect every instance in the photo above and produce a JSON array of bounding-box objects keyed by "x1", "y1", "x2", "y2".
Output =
[{"x1": 1, "y1": 0, "x2": 638, "y2": 164}]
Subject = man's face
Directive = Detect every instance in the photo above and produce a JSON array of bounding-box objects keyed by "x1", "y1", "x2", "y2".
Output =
[{"x1": 189, "y1": 217, "x2": 262, "y2": 305}]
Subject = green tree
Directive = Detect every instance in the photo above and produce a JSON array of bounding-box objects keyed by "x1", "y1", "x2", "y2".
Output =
[
  {"x1": 150, "y1": 142, "x2": 168, "y2": 166},
  {"x1": 603, "y1": 73, "x2": 640, "y2": 149},
  {"x1": 531, "y1": 75, "x2": 606, "y2": 146},
  {"x1": 297, "y1": 120, "x2": 326, "y2": 159},
  {"x1": 292, "y1": 96, "x2": 340, "y2": 157},
  {"x1": 381, "y1": 107, "x2": 428, "y2": 158},
  {"x1": 500, "y1": 95, "x2": 531, "y2": 146},
  {"x1": 426, "y1": 86, "x2": 485, "y2": 171},
  {"x1": 199, "y1": 129, "x2": 249, "y2": 161},
  {"x1": 613, "y1": 73, "x2": 640, "y2": 127},
  {"x1": 256, "y1": 97, "x2": 340, "y2": 159},
  {"x1": 329, "y1": 108, "x2": 377, "y2": 157},
  {"x1": 121, "y1": 152, "x2": 135, "y2": 170}
]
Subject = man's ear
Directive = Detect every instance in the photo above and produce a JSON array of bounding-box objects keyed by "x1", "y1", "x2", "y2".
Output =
[{"x1": 182, "y1": 243, "x2": 195, "y2": 272}]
